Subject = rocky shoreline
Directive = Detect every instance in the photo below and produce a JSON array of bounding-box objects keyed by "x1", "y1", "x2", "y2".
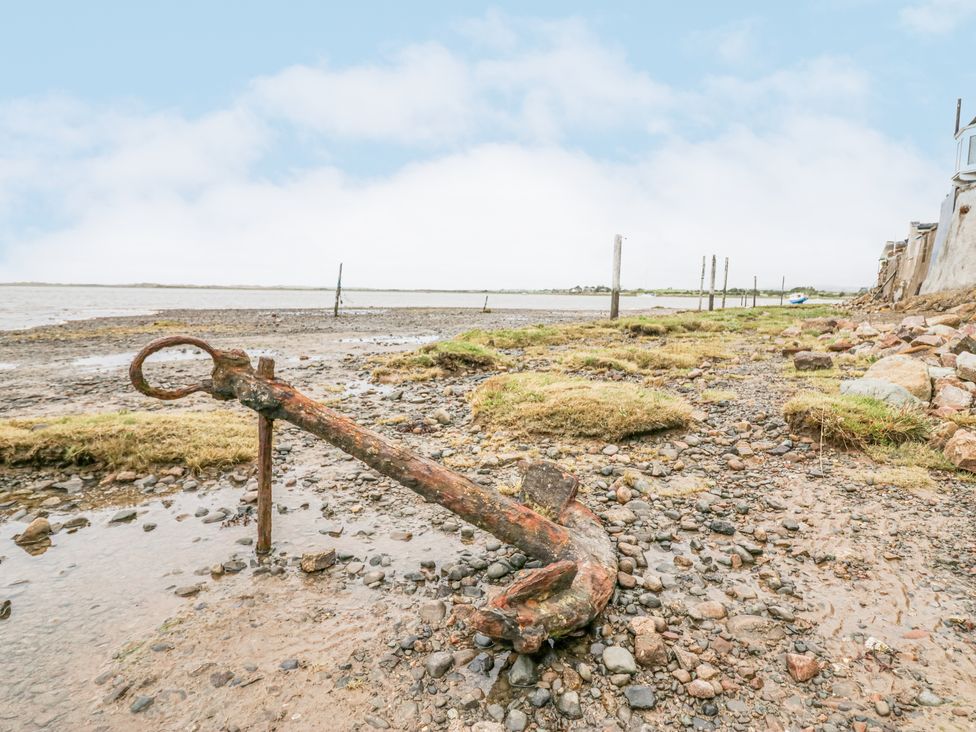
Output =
[{"x1": 1, "y1": 305, "x2": 975, "y2": 731}]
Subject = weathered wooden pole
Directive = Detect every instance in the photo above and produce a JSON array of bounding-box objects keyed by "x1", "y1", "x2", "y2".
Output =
[
  {"x1": 707, "y1": 255, "x2": 717, "y2": 311},
  {"x1": 256, "y1": 356, "x2": 275, "y2": 554},
  {"x1": 333, "y1": 263, "x2": 343, "y2": 318},
  {"x1": 697, "y1": 256, "x2": 706, "y2": 311},
  {"x1": 482, "y1": 295, "x2": 489, "y2": 313},
  {"x1": 610, "y1": 235, "x2": 622, "y2": 319},
  {"x1": 721, "y1": 257, "x2": 729, "y2": 309},
  {"x1": 780, "y1": 275, "x2": 786, "y2": 306},
  {"x1": 752, "y1": 276, "x2": 758, "y2": 308}
]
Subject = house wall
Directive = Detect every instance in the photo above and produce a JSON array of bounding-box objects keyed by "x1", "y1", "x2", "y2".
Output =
[
  {"x1": 920, "y1": 185, "x2": 976, "y2": 294},
  {"x1": 895, "y1": 223, "x2": 937, "y2": 300}
]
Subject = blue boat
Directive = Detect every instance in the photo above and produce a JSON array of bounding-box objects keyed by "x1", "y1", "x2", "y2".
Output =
[{"x1": 788, "y1": 292, "x2": 809, "y2": 305}]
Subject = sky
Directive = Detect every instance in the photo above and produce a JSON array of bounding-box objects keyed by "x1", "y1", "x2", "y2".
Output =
[{"x1": 1, "y1": 1, "x2": 975, "y2": 291}]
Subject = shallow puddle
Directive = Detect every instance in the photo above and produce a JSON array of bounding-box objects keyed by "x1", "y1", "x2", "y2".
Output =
[{"x1": 0, "y1": 481, "x2": 475, "y2": 730}]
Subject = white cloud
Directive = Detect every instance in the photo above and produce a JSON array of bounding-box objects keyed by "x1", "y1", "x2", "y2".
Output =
[
  {"x1": 900, "y1": 0, "x2": 976, "y2": 33},
  {"x1": 0, "y1": 18, "x2": 948, "y2": 291},
  {"x1": 249, "y1": 44, "x2": 475, "y2": 144},
  {"x1": 248, "y1": 17, "x2": 673, "y2": 145}
]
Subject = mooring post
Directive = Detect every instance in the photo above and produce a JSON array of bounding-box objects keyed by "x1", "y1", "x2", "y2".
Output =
[
  {"x1": 708, "y1": 255, "x2": 716, "y2": 311},
  {"x1": 697, "y1": 256, "x2": 706, "y2": 311},
  {"x1": 333, "y1": 263, "x2": 343, "y2": 318},
  {"x1": 610, "y1": 234, "x2": 622, "y2": 319},
  {"x1": 721, "y1": 257, "x2": 729, "y2": 309},
  {"x1": 256, "y1": 356, "x2": 275, "y2": 554},
  {"x1": 780, "y1": 275, "x2": 786, "y2": 306},
  {"x1": 752, "y1": 276, "x2": 758, "y2": 308}
]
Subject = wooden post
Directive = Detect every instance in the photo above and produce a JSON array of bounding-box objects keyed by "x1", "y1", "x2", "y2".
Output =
[
  {"x1": 256, "y1": 356, "x2": 275, "y2": 554},
  {"x1": 707, "y1": 255, "x2": 716, "y2": 311},
  {"x1": 780, "y1": 275, "x2": 786, "y2": 306},
  {"x1": 333, "y1": 263, "x2": 343, "y2": 318},
  {"x1": 482, "y1": 295, "x2": 489, "y2": 313},
  {"x1": 721, "y1": 257, "x2": 729, "y2": 309},
  {"x1": 697, "y1": 256, "x2": 706, "y2": 311},
  {"x1": 610, "y1": 234, "x2": 622, "y2": 319},
  {"x1": 752, "y1": 276, "x2": 757, "y2": 308}
]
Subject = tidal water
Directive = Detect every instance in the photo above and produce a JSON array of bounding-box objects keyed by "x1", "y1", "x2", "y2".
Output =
[{"x1": 0, "y1": 285, "x2": 832, "y2": 331}]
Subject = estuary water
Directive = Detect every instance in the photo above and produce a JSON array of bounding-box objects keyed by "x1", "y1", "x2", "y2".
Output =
[{"x1": 0, "y1": 284, "x2": 837, "y2": 331}]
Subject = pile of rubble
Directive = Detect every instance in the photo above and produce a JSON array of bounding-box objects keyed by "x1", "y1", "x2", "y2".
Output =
[{"x1": 786, "y1": 304, "x2": 976, "y2": 472}]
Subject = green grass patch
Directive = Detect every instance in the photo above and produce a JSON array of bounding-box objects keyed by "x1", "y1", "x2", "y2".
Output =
[
  {"x1": 0, "y1": 411, "x2": 254, "y2": 470},
  {"x1": 471, "y1": 372, "x2": 692, "y2": 441},
  {"x1": 783, "y1": 391, "x2": 929, "y2": 447},
  {"x1": 373, "y1": 340, "x2": 507, "y2": 382},
  {"x1": 563, "y1": 342, "x2": 730, "y2": 374},
  {"x1": 457, "y1": 323, "x2": 611, "y2": 349},
  {"x1": 864, "y1": 442, "x2": 957, "y2": 471},
  {"x1": 611, "y1": 305, "x2": 842, "y2": 337},
  {"x1": 849, "y1": 465, "x2": 936, "y2": 491}
]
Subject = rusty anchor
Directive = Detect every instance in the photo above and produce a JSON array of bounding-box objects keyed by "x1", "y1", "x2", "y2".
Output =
[{"x1": 129, "y1": 336, "x2": 615, "y2": 653}]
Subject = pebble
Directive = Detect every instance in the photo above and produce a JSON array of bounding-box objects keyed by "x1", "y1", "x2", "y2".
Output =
[
  {"x1": 508, "y1": 655, "x2": 537, "y2": 686},
  {"x1": 623, "y1": 685, "x2": 656, "y2": 709},
  {"x1": 555, "y1": 691, "x2": 583, "y2": 719},
  {"x1": 602, "y1": 646, "x2": 637, "y2": 674},
  {"x1": 425, "y1": 651, "x2": 454, "y2": 679},
  {"x1": 109, "y1": 508, "x2": 137, "y2": 523}
]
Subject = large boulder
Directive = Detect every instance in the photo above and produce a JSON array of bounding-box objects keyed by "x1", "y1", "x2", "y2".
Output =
[
  {"x1": 944, "y1": 429, "x2": 976, "y2": 472},
  {"x1": 839, "y1": 378, "x2": 921, "y2": 407},
  {"x1": 957, "y1": 351, "x2": 976, "y2": 383},
  {"x1": 864, "y1": 355, "x2": 932, "y2": 401},
  {"x1": 793, "y1": 351, "x2": 833, "y2": 371}
]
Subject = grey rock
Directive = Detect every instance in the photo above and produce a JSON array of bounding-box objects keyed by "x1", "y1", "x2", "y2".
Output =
[
  {"x1": 109, "y1": 508, "x2": 137, "y2": 524},
  {"x1": 507, "y1": 654, "x2": 538, "y2": 686},
  {"x1": 917, "y1": 689, "x2": 942, "y2": 707},
  {"x1": 425, "y1": 651, "x2": 454, "y2": 679},
  {"x1": 486, "y1": 562, "x2": 510, "y2": 579},
  {"x1": 602, "y1": 645, "x2": 637, "y2": 674},
  {"x1": 505, "y1": 709, "x2": 528, "y2": 731},
  {"x1": 129, "y1": 695, "x2": 153, "y2": 713},
  {"x1": 556, "y1": 691, "x2": 583, "y2": 719},
  {"x1": 363, "y1": 570, "x2": 385, "y2": 585},
  {"x1": 623, "y1": 685, "x2": 656, "y2": 709},
  {"x1": 840, "y1": 378, "x2": 921, "y2": 407}
]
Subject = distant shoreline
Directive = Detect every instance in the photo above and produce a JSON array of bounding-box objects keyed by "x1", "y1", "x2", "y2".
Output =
[{"x1": 0, "y1": 282, "x2": 859, "y2": 298}]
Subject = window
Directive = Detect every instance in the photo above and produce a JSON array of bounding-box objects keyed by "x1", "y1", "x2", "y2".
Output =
[{"x1": 970, "y1": 134, "x2": 976, "y2": 165}]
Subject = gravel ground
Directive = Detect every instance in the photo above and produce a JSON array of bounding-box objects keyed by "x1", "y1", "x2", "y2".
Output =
[{"x1": 1, "y1": 306, "x2": 975, "y2": 732}]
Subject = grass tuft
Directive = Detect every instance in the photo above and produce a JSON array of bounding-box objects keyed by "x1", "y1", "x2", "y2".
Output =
[
  {"x1": 562, "y1": 342, "x2": 730, "y2": 374},
  {"x1": 471, "y1": 372, "x2": 691, "y2": 441},
  {"x1": 373, "y1": 340, "x2": 507, "y2": 382},
  {"x1": 0, "y1": 411, "x2": 255, "y2": 470},
  {"x1": 783, "y1": 391, "x2": 929, "y2": 447},
  {"x1": 849, "y1": 465, "x2": 936, "y2": 491}
]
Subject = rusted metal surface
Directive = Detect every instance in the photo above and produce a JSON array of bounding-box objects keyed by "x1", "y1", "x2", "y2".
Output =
[
  {"x1": 129, "y1": 336, "x2": 615, "y2": 652},
  {"x1": 255, "y1": 357, "x2": 275, "y2": 554}
]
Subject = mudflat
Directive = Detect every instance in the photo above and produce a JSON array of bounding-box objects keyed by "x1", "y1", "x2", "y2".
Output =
[{"x1": 1, "y1": 304, "x2": 974, "y2": 732}]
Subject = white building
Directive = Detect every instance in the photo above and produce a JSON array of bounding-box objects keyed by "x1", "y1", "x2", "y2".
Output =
[{"x1": 918, "y1": 100, "x2": 976, "y2": 294}]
